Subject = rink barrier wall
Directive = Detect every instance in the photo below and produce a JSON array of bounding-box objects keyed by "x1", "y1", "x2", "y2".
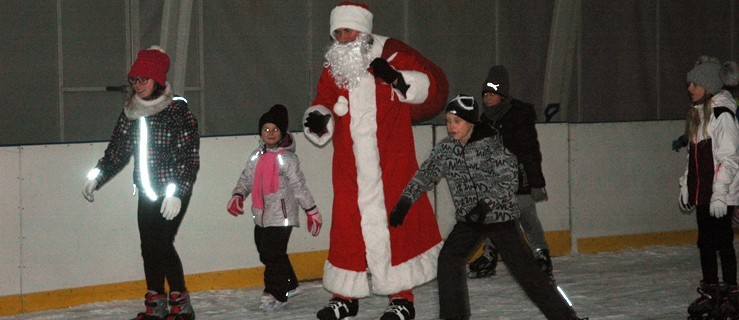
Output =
[{"x1": 0, "y1": 121, "x2": 697, "y2": 315}]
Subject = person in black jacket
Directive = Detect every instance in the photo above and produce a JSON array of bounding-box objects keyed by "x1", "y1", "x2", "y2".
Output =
[{"x1": 468, "y1": 65, "x2": 554, "y2": 280}]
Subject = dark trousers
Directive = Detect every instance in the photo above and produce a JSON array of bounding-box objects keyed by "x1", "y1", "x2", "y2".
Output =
[
  {"x1": 696, "y1": 205, "x2": 737, "y2": 285},
  {"x1": 138, "y1": 194, "x2": 190, "y2": 294},
  {"x1": 438, "y1": 220, "x2": 576, "y2": 320},
  {"x1": 255, "y1": 225, "x2": 298, "y2": 302}
]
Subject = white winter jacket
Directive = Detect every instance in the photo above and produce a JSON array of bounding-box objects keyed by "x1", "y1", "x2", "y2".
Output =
[{"x1": 680, "y1": 90, "x2": 739, "y2": 206}]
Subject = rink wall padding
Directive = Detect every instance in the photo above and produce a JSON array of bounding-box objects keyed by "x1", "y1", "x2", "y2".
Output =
[{"x1": 0, "y1": 121, "x2": 698, "y2": 315}]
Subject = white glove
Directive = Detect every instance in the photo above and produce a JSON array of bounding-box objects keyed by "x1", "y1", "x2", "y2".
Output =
[
  {"x1": 678, "y1": 187, "x2": 694, "y2": 214},
  {"x1": 82, "y1": 179, "x2": 98, "y2": 202},
  {"x1": 710, "y1": 192, "x2": 728, "y2": 218},
  {"x1": 161, "y1": 196, "x2": 182, "y2": 220}
]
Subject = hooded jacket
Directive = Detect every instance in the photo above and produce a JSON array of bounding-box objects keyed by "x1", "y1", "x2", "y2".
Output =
[
  {"x1": 402, "y1": 123, "x2": 519, "y2": 224},
  {"x1": 231, "y1": 133, "x2": 317, "y2": 228}
]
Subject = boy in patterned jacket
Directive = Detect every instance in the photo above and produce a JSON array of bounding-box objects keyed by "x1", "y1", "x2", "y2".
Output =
[{"x1": 389, "y1": 95, "x2": 586, "y2": 320}]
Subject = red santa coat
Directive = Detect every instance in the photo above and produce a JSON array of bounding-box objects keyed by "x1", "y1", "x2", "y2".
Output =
[{"x1": 303, "y1": 35, "x2": 448, "y2": 297}]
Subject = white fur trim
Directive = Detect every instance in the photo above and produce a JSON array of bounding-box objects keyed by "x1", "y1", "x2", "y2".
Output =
[
  {"x1": 302, "y1": 105, "x2": 334, "y2": 147},
  {"x1": 330, "y1": 4, "x2": 373, "y2": 38},
  {"x1": 396, "y1": 70, "x2": 430, "y2": 104},
  {"x1": 322, "y1": 261, "x2": 371, "y2": 298},
  {"x1": 334, "y1": 96, "x2": 349, "y2": 117}
]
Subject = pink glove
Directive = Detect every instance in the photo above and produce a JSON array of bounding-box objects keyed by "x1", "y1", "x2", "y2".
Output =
[
  {"x1": 306, "y1": 208, "x2": 322, "y2": 236},
  {"x1": 227, "y1": 195, "x2": 244, "y2": 216}
]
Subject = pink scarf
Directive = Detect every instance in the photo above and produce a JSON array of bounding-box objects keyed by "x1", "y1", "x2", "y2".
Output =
[{"x1": 252, "y1": 150, "x2": 286, "y2": 210}]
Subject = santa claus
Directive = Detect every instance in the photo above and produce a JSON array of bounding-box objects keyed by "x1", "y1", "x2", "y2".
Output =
[{"x1": 303, "y1": 2, "x2": 448, "y2": 320}]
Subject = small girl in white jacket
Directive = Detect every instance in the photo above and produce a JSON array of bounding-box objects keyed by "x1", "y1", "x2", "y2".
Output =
[
  {"x1": 679, "y1": 56, "x2": 739, "y2": 319},
  {"x1": 226, "y1": 104, "x2": 322, "y2": 311}
]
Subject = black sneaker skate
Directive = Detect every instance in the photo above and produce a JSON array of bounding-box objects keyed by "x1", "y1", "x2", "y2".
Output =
[
  {"x1": 165, "y1": 291, "x2": 195, "y2": 320},
  {"x1": 380, "y1": 298, "x2": 415, "y2": 320},
  {"x1": 132, "y1": 290, "x2": 168, "y2": 320},
  {"x1": 688, "y1": 282, "x2": 721, "y2": 319},
  {"x1": 316, "y1": 297, "x2": 359, "y2": 320},
  {"x1": 468, "y1": 254, "x2": 497, "y2": 278}
]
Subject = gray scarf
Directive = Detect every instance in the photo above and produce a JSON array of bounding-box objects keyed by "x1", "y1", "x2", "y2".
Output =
[{"x1": 124, "y1": 84, "x2": 173, "y2": 120}]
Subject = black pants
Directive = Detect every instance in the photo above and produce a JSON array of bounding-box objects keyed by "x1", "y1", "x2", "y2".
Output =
[
  {"x1": 138, "y1": 194, "x2": 190, "y2": 294},
  {"x1": 696, "y1": 205, "x2": 737, "y2": 285},
  {"x1": 438, "y1": 220, "x2": 576, "y2": 319},
  {"x1": 255, "y1": 225, "x2": 298, "y2": 302}
]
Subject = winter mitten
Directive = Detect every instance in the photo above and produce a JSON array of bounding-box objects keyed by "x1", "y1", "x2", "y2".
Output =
[
  {"x1": 82, "y1": 179, "x2": 98, "y2": 202},
  {"x1": 531, "y1": 187, "x2": 548, "y2": 202},
  {"x1": 678, "y1": 186, "x2": 695, "y2": 214},
  {"x1": 161, "y1": 196, "x2": 182, "y2": 220},
  {"x1": 306, "y1": 208, "x2": 322, "y2": 236},
  {"x1": 227, "y1": 195, "x2": 244, "y2": 216},
  {"x1": 304, "y1": 111, "x2": 331, "y2": 137},
  {"x1": 710, "y1": 191, "x2": 728, "y2": 218},
  {"x1": 82, "y1": 168, "x2": 100, "y2": 202},
  {"x1": 389, "y1": 196, "x2": 413, "y2": 227},
  {"x1": 370, "y1": 58, "x2": 400, "y2": 84},
  {"x1": 672, "y1": 134, "x2": 688, "y2": 152}
]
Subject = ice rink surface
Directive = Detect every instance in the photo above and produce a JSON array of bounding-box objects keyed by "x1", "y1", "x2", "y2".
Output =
[{"x1": 0, "y1": 244, "x2": 706, "y2": 319}]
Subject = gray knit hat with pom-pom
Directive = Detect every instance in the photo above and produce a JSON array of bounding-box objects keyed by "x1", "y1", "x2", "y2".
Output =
[{"x1": 687, "y1": 55, "x2": 739, "y2": 95}]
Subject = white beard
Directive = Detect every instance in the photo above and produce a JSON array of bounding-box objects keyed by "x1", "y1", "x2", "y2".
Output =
[{"x1": 324, "y1": 33, "x2": 373, "y2": 91}]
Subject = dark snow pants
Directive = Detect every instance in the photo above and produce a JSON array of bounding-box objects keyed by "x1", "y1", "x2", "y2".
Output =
[
  {"x1": 255, "y1": 225, "x2": 298, "y2": 302},
  {"x1": 438, "y1": 220, "x2": 577, "y2": 320},
  {"x1": 138, "y1": 194, "x2": 190, "y2": 294},
  {"x1": 696, "y1": 205, "x2": 737, "y2": 285}
]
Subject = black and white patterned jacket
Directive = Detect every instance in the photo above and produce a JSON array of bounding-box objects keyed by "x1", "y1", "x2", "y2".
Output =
[{"x1": 402, "y1": 124, "x2": 519, "y2": 224}]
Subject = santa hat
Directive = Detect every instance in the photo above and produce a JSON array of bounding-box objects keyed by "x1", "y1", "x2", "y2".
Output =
[
  {"x1": 259, "y1": 104, "x2": 289, "y2": 138},
  {"x1": 687, "y1": 55, "x2": 739, "y2": 95},
  {"x1": 446, "y1": 94, "x2": 479, "y2": 124},
  {"x1": 330, "y1": 2, "x2": 373, "y2": 39},
  {"x1": 481, "y1": 65, "x2": 510, "y2": 98},
  {"x1": 128, "y1": 45, "x2": 170, "y2": 87}
]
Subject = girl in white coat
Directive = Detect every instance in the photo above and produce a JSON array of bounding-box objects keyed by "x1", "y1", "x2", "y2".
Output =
[{"x1": 679, "y1": 56, "x2": 739, "y2": 319}]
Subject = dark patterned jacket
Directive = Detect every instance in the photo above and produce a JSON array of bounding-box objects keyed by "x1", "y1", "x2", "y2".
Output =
[
  {"x1": 93, "y1": 98, "x2": 200, "y2": 199},
  {"x1": 481, "y1": 99, "x2": 545, "y2": 195},
  {"x1": 401, "y1": 123, "x2": 519, "y2": 224}
]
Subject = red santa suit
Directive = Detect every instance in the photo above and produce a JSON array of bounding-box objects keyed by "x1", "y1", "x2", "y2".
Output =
[{"x1": 303, "y1": 34, "x2": 448, "y2": 298}]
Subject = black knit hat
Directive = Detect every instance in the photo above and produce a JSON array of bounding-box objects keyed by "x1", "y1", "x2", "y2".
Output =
[
  {"x1": 446, "y1": 94, "x2": 479, "y2": 124},
  {"x1": 481, "y1": 65, "x2": 510, "y2": 98},
  {"x1": 259, "y1": 104, "x2": 289, "y2": 137}
]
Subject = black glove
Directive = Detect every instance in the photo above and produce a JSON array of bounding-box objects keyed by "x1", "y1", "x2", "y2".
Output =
[
  {"x1": 304, "y1": 111, "x2": 331, "y2": 137},
  {"x1": 672, "y1": 134, "x2": 688, "y2": 152},
  {"x1": 389, "y1": 196, "x2": 413, "y2": 227},
  {"x1": 370, "y1": 58, "x2": 400, "y2": 84}
]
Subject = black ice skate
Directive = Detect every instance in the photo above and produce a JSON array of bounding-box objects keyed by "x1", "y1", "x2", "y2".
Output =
[
  {"x1": 688, "y1": 282, "x2": 721, "y2": 320},
  {"x1": 316, "y1": 297, "x2": 359, "y2": 320},
  {"x1": 132, "y1": 290, "x2": 168, "y2": 320},
  {"x1": 713, "y1": 284, "x2": 739, "y2": 319},
  {"x1": 165, "y1": 291, "x2": 195, "y2": 320},
  {"x1": 380, "y1": 298, "x2": 415, "y2": 320},
  {"x1": 468, "y1": 253, "x2": 497, "y2": 278}
]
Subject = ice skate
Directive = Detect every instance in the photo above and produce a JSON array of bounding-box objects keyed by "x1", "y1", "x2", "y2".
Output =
[
  {"x1": 468, "y1": 253, "x2": 497, "y2": 279},
  {"x1": 380, "y1": 298, "x2": 415, "y2": 320},
  {"x1": 688, "y1": 282, "x2": 721, "y2": 320},
  {"x1": 316, "y1": 297, "x2": 358, "y2": 320},
  {"x1": 713, "y1": 284, "x2": 739, "y2": 319},
  {"x1": 259, "y1": 294, "x2": 287, "y2": 311},
  {"x1": 132, "y1": 290, "x2": 168, "y2": 320},
  {"x1": 165, "y1": 291, "x2": 195, "y2": 320}
]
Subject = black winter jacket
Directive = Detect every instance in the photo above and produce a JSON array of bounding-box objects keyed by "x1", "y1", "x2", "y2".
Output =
[{"x1": 481, "y1": 99, "x2": 545, "y2": 195}]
